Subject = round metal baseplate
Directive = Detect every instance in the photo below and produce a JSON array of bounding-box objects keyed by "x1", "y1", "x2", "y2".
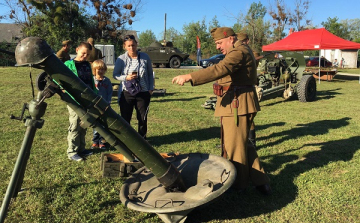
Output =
[{"x1": 120, "y1": 153, "x2": 236, "y2": 223}]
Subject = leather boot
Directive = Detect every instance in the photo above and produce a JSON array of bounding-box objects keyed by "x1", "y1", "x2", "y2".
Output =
[{"x1": 248, "y1": 129, "x2": 256, "y2": 149}]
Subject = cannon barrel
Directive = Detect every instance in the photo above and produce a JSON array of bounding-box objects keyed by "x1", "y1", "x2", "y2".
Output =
[{"x1": 14, "y1": 37, "x2": 186, "y2": 191}]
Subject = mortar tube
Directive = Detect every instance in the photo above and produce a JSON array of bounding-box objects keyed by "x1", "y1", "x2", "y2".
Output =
[{"x1": 61, "y1": 92, "x2": 135, "y2": 161}]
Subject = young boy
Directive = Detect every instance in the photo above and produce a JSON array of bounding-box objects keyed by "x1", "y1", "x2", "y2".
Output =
[
  {"x1": 64, "y1": 42, "x2": 97, "y2": 161},
  {"x1": 91, "y1": 59, "x2": 113, "y2": 149}
]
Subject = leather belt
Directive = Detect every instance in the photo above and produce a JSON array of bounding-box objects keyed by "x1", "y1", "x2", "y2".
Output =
[{"x1": 222, "y1": 85, "x2": 253, "y2": 91}]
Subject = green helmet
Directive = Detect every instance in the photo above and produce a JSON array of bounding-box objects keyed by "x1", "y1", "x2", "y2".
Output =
[{"x1": 15, "y1": 37, "x2": 54, "y2": 66}]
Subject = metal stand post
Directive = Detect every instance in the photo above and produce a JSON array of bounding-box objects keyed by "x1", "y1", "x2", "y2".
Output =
[{"x1": 0, "y1": 95, "x2": 46, "y2": 223}]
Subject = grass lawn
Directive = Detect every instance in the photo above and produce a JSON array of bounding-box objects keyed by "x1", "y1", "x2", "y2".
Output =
[
  {"x1": 337, "y1": 68, "x2": 360, "y2": 74},
  {"x1": 1, "y1": 67, "x2": 360, "y2": 223}
]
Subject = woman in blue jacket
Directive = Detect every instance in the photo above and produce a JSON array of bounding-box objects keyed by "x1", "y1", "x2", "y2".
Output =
[{"x1": 113, "y1": 35, "x2": 154, "y2": 139}]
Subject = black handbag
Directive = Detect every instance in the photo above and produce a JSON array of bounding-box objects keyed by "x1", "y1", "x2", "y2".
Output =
[
  {"x1": 124, "y1": 78, "x2": 141, "y2": 96},
  {"x1": 124, "y1": 53, "x2": 142, "y2": 96}
]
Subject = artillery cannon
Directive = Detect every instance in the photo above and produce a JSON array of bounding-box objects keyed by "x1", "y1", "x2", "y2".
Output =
[
  {"x1": 0, "y1": 37, "x2": 236, "y2": 223},
  {"x1": 257, "y1": 51, "x2": 316, "y2": 102}
]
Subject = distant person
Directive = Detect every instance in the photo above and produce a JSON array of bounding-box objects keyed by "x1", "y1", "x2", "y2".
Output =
[
  {"x1": 113, "y1": 34, "x2": 154, "y2": 139},
  {"x1": 56, "y1": 40, "x2": 72, "y2": 62},
  {"x1": 87, "y1": 37, "x2": 103, "y2": 63},
  {"x1": 237, "y1": 32, "x2": 260, "y2": 149},
  {"x1": 91, "y1": 59, "x2": 112, "y2": 150},
  {"x1": 237, "y1": 32, "x2": 260, "y2": 66},
  {"x1": 333, "y1": 59, "x2": 339, "y2": 67},
  {"x1": 65, "y1": 42, "x2": 97, "y2": 161},
  {"x1": 320, "y1": 56, "x2": 326, "y2": 67}
]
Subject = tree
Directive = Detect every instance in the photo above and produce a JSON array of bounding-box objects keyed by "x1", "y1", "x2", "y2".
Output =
[
  {"x1": 208, "y1": 15, "x2": 221, "y2": 31},
  {"x1": 138, "y1": 29, "x2": 156, "y2": 47},
  {"x1": 321, "y1": 17, "x2": 350, "y2": 40},
  {"x1": 159, "y1": 27, "x2": 180, "y2": 43},
  {"x1": 290, "y1": 0, "x2": 311, "y2": 31},
  {"x1": 242, "y1": 2, "x2": 269, "y2": 52},
  {"x1": 181, "y1": 19, "x2": 210, "y2": 56},
  {"x1": 341, "y1": 19, "x2": 360, "y2": 42},
  {"x1": 1, "y1": 0, "x2": 143, "y2": 48},
  {"x1": 1, "y1": 0, "x2": 36, "y2": 27},
  {"x1": 21, "y1": 1, "x2": 89, "y2": 49},
  {"x1": 268, "y1": 0, "x2": 292, "y2": 41},
  {"x1": 87, "y1": 0, "x2": 142, "y2": 42}
]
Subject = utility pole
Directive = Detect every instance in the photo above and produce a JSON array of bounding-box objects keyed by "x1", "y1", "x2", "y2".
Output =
[{"x1": 163, "y1": 13, "x2": 167, "y2": 43}]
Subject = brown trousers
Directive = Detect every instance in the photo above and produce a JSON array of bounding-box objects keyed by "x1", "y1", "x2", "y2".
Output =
[{"x1": 221, "y1": 114, "x2": 269, "y2": 189}]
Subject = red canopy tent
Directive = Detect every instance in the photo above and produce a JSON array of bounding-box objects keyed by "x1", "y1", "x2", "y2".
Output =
[
  {"x1": 262, "y1": 28, "x2": 360, "y2": 83},
  {"x1": 262, "y1": 28, "x2": 360, "y2": 51}
]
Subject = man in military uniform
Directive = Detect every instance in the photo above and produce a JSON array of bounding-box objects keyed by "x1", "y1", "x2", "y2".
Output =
[
  {"x1": 172, "y1": 27, "x2": 271, "y2": 195},
  {"x1": 237, "y1": 32, "x2": 261, "y2": 65},
  {"x1": 56, "y1": 40, "x2": 72, "y2": 62},
  {"x1": 87, "y1": 37, "x2": 103, "y2": 63}
]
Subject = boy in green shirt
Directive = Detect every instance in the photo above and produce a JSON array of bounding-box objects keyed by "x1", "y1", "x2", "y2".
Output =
[{"x1": 64, "y1": 42, "x2": 97, "y2": 161}]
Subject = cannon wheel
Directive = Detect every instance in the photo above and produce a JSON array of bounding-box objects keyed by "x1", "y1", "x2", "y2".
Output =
[
  {"x1": 297, "y1": 75, "x2": 316, "y2": 102},
  {"x1": 169, "y1": 57, "x2": 181, "y2": 68}
]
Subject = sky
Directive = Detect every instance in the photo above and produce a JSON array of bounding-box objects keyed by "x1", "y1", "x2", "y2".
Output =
[
  {"x1": 128, "y1": 0, "x2": 360, "y2": 39},
  {"x1": 0, "y1": 0, "x2": 359, "y2": 40}
]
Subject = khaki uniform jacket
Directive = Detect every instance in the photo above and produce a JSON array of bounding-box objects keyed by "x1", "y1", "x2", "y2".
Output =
[
  {"x1": 56, "y1": 49, "x2": 70, "y2": 63},
  {"x1": 190, "y1": 40, "x2": 260, "y2": 117},
  {"x1": 253, "y1": 50, "x2": 260, "y2": 67}
]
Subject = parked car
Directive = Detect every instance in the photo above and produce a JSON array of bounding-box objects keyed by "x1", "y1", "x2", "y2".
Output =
[
  {"x1": 306, "y1": 56, "x2": 332, "y2": 67},
  {"x1": 200, "y1": 54, "x2": 225, "y2": 68}
]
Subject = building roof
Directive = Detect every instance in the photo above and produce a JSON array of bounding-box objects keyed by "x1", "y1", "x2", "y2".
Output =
[{"x1": 0, "y1": 23, "x2": 23, "y2": 42}]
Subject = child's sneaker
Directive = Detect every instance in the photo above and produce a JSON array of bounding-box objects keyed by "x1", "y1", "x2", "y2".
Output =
[
  {"x1": 69, "y1": 154, "x2": 83, "y2": 162},
  {"x1": 91, "y1": 143, "x2": 99, "y2": 149},
  {"x1": 79, "y1": 149, "x2": 93, "y2": 157}
]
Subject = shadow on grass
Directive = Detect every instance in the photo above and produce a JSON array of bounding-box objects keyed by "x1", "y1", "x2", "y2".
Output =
[
  {"x1": 260, "y1": 86, "x2": 342, "y2": 107},
  {"x1": 315, "y1": 88, "x2": 342, "y2": 100},
  {"x1": 256, "y1": 122, "x2": 286, "y2": 131},
  {"x1": 257, "y1": 117, "x2": 351, "y2": 150},
  {"x1": 152, "y1": 92, "x2": 176, "y2": 98},
  {"x1": 151, "y1": 95, "x2": 206, "y2": 103},
  {"x1": 149, "y1": 126, "x2": 220, "y2": 147},
  {"x1": 333, "y1": 75, "x2": 360, "y2": 81},
  {"x1": 186, "y1": 117, "x2": 359, "y2": 222}
]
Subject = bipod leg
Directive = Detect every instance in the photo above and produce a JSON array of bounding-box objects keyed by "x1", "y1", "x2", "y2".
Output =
[{"x1": 0, "y1": 96, "x2": 46, "y2": 223}]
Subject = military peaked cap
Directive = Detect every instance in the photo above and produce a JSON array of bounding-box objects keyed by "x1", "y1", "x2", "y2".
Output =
[
  {"x1": 210, "y1": 27, "x2": 236, "y2": 41},
  {"x1": 87, "y1": 37, "x2": 94, "y2": 45},
  {"x1": 62, "y1": 40, "x2": 72, "y2": 46}
]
